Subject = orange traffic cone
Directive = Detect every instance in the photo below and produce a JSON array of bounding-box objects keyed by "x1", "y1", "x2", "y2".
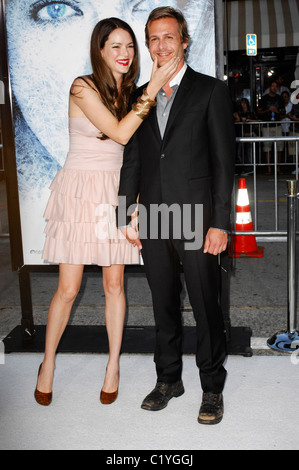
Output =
[{"x1": 230, "y1": 178, "x2": 264, "y2": 257}]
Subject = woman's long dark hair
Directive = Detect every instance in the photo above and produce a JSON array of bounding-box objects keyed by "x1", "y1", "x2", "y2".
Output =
[{"x1": 73, "y1": 18, "x2": 139, "y2": 140}]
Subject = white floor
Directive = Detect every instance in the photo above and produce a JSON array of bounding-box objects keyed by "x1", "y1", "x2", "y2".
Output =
[{"x1": 0, "y1": 352, "x2": 298, "y2": 450}]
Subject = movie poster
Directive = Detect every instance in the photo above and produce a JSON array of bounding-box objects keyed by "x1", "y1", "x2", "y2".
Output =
[{"x1": 5, "y1": 0, "x2": 216, "y2": 264}]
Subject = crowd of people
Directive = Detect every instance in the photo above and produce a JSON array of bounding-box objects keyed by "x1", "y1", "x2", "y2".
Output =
[{"x1": 233, "y1": 75, "x2": 299, "y2": 175}]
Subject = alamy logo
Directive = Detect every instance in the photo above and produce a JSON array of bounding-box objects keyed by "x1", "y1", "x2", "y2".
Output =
[
  {"x1": 96, "y1": 198, "x2": 204, "y2": 251},
  {"x1": 290, "y1": 80, "x2": 299, "y2": 105}
]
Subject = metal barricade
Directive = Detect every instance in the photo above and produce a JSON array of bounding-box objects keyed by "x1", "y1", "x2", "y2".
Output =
[
  {"x1": 235, "y1": 121, "x2": 299, "y2": 172},
  {"x1": 233, "y1": 131, "x2": 299, "y2": 241},
  {"x1": 267, "y1": 180, "x2": 299, "y2": 352},
  {"x1": 233, "y1": 132, "x2": 299, "y2": 351}
]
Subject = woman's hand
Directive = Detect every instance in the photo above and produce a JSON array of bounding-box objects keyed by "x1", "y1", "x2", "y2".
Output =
[
  {"x1": 69, "y1": 56, "x2": 180, "y2": 146},
  {"x1": 146, "y1": 56, "x2": 180, "y2": 100},
  {"x1": 120, "y1": 226, "x2": 142, "y2": 249}
]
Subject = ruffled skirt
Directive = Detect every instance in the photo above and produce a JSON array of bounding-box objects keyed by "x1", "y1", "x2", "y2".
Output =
[{"x1": 42, "y1": 168, "x2": 140, "y2": 266}]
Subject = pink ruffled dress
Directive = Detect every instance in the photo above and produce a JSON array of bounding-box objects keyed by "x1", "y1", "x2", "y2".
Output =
[{"x1": 42, "y1": 116, "x2": 140, "y2": 266}]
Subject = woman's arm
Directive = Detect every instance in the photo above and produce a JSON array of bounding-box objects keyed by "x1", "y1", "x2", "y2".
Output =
[{"x1": 70, "y1": 56, "x2": 179, "y2": 145}]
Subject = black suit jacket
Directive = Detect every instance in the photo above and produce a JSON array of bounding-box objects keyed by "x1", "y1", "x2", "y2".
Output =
[{"x1": 118, "y1": 66, "x2": 235, "y2": 236}]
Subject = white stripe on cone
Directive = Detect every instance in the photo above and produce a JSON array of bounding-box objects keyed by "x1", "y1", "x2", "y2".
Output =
[
  {"x1": 236, "y1": 188, "x2": 250, "y2": 207},
  {"x1": 236, "y1": 211, "x2": 252, "y2": 225}
]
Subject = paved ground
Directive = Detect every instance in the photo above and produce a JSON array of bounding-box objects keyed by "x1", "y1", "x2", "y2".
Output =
[
  {"x1": 1, "y1": 175, "x2": 299, "y2": 451},
  {"x1": 1, "y1": 175, "x2": 299, "y2": 349},
  {"x1": 1, "y1": 353, "x2": 299, "y2": 451}
]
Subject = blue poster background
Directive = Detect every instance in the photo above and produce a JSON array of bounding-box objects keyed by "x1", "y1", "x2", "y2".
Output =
[{"x1": 5, "y1": 0, "x2": 216, "y2": 264}]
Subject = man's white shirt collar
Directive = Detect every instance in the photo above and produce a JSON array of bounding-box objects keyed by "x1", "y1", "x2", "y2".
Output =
[{"x1": 169, "y1": 63, "x2": 187, "y2": 89}]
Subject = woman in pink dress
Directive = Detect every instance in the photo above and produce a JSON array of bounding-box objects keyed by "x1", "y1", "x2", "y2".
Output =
[{"x1": 34, "y1": 18, "x2": 179, "y2": 406}]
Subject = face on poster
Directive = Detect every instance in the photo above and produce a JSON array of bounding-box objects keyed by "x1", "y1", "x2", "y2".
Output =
[{"x1": 5, "y1": 0, "x2": 216, "y2": 264}]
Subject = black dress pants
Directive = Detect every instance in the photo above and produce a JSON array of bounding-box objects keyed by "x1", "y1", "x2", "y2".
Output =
[{"x1": 141, "y1": 237, "x2": 227, "y2": 394}]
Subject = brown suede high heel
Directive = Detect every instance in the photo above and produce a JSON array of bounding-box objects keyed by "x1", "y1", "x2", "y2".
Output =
[
  {"x1": 100, "y1": 369, "x2": 119, "y2": 404},
  {"x1": 100, "y1": 388, "x2": 118, "y2": 405},
  {"x1": 34, "y1": 363, "x2": 52, "y2": 406}
]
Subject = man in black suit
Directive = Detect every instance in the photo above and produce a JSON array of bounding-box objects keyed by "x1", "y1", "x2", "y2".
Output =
[{"x1": 118, "y1": 7, "x2": 235, "y2": 424}]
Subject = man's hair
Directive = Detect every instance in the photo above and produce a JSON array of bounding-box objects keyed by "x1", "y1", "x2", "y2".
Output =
[{"x1": 145, "y1": 6, "x2": 190, "y2": 52}]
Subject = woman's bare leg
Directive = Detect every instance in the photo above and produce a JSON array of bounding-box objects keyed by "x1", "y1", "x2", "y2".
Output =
[
  {"x1": 101, "y1": 264, "x2": 126, "y2": 393},
  {"x1": 36, "y1": 263, "x2": 84, "y2": 393}
]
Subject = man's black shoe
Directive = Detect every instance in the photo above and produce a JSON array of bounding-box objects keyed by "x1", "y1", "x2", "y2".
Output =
[
  {"x1": 198, "y1": 392, "x2": 224, "y2": 425},
  {"x1": 141, "y1": 380, "x2": 184, "y2": 411}
]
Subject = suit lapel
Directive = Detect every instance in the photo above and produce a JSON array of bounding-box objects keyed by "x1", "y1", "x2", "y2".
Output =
[
  {"x1": 143, "y1": 66, "x2": 196, "y2": 145},
  {"x1": 148, "y1": 106, "x2": 162, "y2": 144},
  {"x1": 162, "y1": 66, "x2": 194, "y2": 144},
  {"x1": 133, "y1": 83, "x2": 161, "y2": 144}
]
